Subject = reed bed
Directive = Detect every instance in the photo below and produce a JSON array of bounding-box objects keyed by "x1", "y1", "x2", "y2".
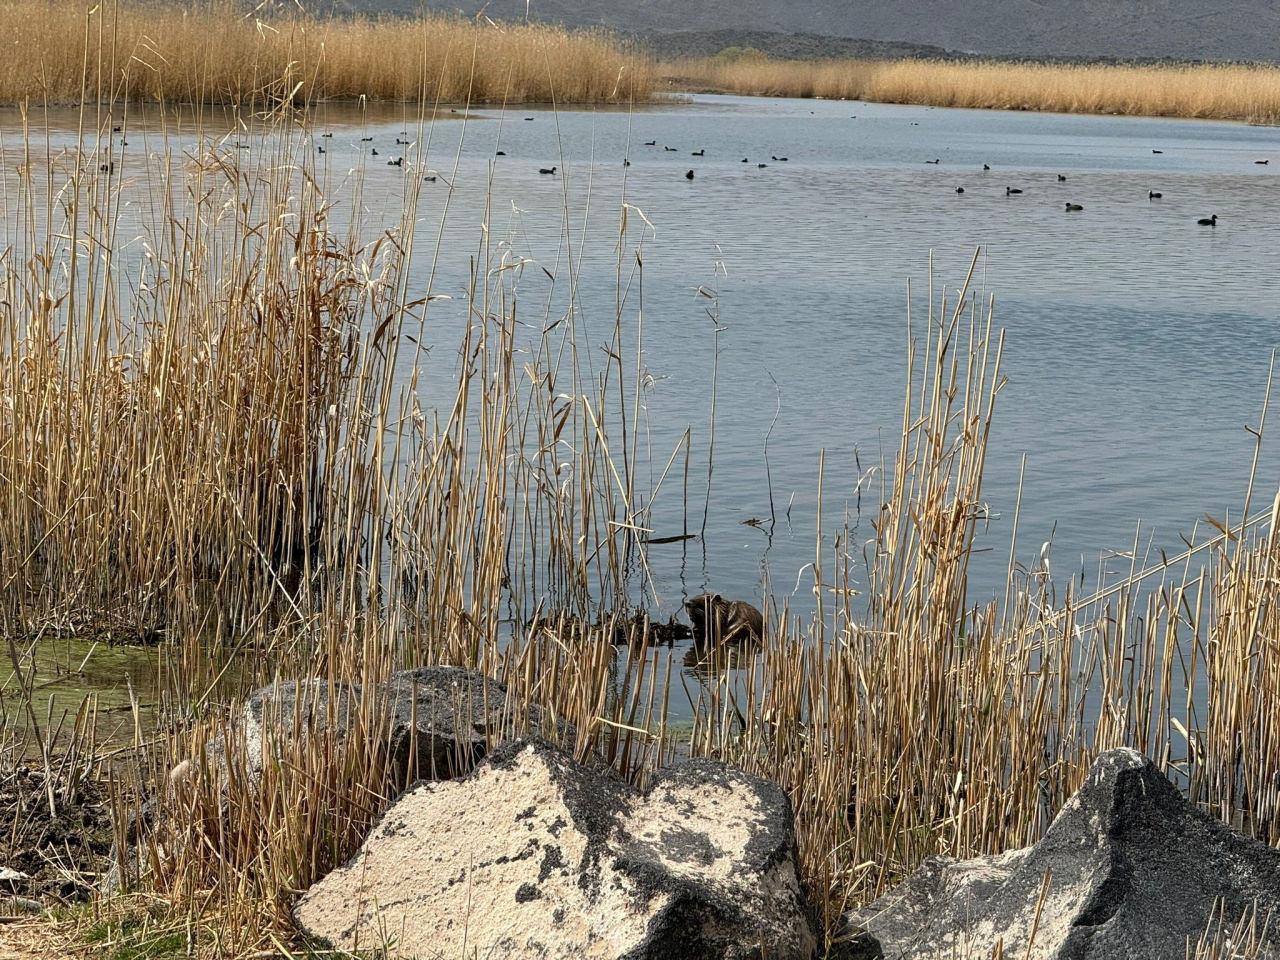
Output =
[
  {"x1": 0, "y1": 83, "x2": 1276, "y2": 960},
  {"x1": 666, "y1": 57, "x2": 1280, "y2": 123},
  {"x1": 0, "y1": 0, "x2": 652, "y2": 106}
]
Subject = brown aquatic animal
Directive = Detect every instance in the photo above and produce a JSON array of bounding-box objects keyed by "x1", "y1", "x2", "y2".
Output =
[{"x1": 685, "y1": 593, "x2": 764, "y2": 647}]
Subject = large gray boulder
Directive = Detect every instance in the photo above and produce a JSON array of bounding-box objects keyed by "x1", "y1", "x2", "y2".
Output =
[
  {"x1": 239, "y1": 678, "x2": 363, "y2": 775},
  {"x1": 843, "y1": 748, "x2": 1280, "y2": 959},
  {"x1": 295, "y1": 738, "x2": 819, "y2": 959},
  {"x1": 381, "y1": 665, "x2": 561, "y2": 780},
  {"x1": 185, "y1": 666, "x2": 558, "y2": 784}
]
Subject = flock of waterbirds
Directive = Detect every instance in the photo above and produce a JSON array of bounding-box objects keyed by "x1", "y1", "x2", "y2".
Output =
[
  {"x1": 307, "y1": 120, "x2": 1252, "y2": 227},
  {"x1": 299, "y1": 119, "x2": 806, "y2": 185},
  {"x1": 976, "y1": 157, "x2": 1239, "y2": 225},
  {"x1": 93, "y1": 112, "x2": 1260, "y2": 230}
]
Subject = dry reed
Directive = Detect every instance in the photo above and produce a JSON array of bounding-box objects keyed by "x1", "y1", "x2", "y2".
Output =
[
  {"x1": 666, "y1": 57, "x2": 1280, "y2": 123},
  {"x1": 0, "y1": 53, "x2": 1277, "y2": 960},
  {"x1": 0, "y1": 0, "x2": 653, "y2": 106}
]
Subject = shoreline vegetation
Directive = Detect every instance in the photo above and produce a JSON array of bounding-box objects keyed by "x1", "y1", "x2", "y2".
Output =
[
  {"x1": 0, "y1": 9, "x2": 1277, "y2": 960},
  {"x1": 660, "y1": 54, "x2": 1280, "y2": 124},
  {"x1": 0, "y1": 0, "x2": 653, "y2": 105},
  {"x1": 1, "y1": 1, "x2": 1279, "y2": 125}
]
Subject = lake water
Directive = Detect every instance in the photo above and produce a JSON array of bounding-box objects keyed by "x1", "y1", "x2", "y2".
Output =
[
  {"x1": 305, "y1": 93, "x2": 1279, "y2": 610},
  {"x1": 3, "y1": 93, "x2": 1279, "y2": 717}
]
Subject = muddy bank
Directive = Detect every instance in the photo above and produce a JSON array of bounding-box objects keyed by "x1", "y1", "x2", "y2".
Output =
[{"x1": 0, "y1": 764, "x2": 113, "y2": 905}]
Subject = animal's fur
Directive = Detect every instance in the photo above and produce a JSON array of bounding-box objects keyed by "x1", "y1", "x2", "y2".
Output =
[{"x1": 684, "y1": 593, "x2": 764, "y2": 646}]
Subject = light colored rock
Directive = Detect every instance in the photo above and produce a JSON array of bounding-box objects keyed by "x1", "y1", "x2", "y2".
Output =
[
  {"x1": 295, "y1": 738, "x2": 818, "y2": 959},
  {"x1": 843, "y1": 748, "x2": 1280, "y2": 959}
]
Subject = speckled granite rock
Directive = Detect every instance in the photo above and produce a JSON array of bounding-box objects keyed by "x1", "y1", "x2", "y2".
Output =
[
  {"x1": 842, "y1": 749, "x2": 1280, "y2": 959},
  {"x1": 295, "y1": 738, "x2": 818, "y2": 959}
]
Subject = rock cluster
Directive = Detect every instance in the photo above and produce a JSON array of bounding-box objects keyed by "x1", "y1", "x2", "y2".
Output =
[
  {"x1": 295, "y1": 738, "x2": 819, "y2": 960},
  {"x1": 125, "y1": 669, "x2": 1280, "y2": 960},
  {"x1": 843, "y1": 749, "x2": 1280, "y2": 959}
]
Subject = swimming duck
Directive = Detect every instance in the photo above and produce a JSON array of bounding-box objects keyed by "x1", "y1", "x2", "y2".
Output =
[
  {"x1": 539, "y1": 166, "x2": 557, "y2": 175},
  {"x1": 1065, "y1": 202, "x2": 1083, "y2": 211},
  {"x1": 1006, "y1": 186, "x2": 1023, "y2": 195},
  {"x1": 685, "y1": 169, "x2": 695, "y2": 180},
  {"x1": 1197, "y1": 214, "x2": 1218, "y2": 226},
  {"x1": 692, "y1": 148, "x2": 705, "y2": 156},
  {"x1": 955, "y1": 187, "x2": 965, "y2": 193},
  {"x1": 1057, "y1": 174, "x2": 1067, "y2": 181},
  {"x1": 1149, "y1": 191, "x2": 1163, "y2": 199}
]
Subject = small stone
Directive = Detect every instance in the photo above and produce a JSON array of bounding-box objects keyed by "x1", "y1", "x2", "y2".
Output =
[{"x1": 0, "y1": 895, "x2": 42, "y2": 915}]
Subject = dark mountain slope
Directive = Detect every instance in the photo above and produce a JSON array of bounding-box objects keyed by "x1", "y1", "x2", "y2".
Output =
[{"x1": 316, "y1": 0, "x2": 1280, "y2": 62}]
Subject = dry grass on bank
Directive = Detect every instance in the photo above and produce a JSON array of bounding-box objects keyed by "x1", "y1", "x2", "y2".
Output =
[
  {"x1": 0, "y1": 93, "x2": 1276, "y2": 957},
  {"x1": 666, "y1": 56, "x2": 1280, "y2": 123},
  {"x1": 0, "y1": 0, "x2": 652, "y2": 106}
]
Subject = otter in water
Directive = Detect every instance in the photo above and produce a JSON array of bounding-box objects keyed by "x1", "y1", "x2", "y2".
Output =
[{"x1": 685, "y1": 593, "x2": 764, "y2": 646}]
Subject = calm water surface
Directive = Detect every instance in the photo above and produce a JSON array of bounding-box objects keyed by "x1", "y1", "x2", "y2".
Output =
[{"x1": 4, "y1": 94, "x2": 1279, "y2": 716}]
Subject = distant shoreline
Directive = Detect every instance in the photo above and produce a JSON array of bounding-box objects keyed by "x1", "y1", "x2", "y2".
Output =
[{"x1": 656, "y1": 57, "x2": 1280, "y2": 125}]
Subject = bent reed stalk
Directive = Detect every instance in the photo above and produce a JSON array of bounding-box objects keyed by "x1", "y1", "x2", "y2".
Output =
[
  {"x1": 0, "y1": 82, "x2": 1277, "y2": 960},
  {"x1": 665, "y1": 56, "x2": 1280, "y2": 124},
  {"x1": 0, "y1": 0, "x2": 653, "y2": 106}
]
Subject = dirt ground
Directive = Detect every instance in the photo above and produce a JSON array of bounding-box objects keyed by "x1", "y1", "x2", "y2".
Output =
[
  {"x1": 0, "y1": 763, "x2": 114, "y2": 904},
  {"x1": 0, "y1": 923, "x2": 76, "y2": 960}
]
